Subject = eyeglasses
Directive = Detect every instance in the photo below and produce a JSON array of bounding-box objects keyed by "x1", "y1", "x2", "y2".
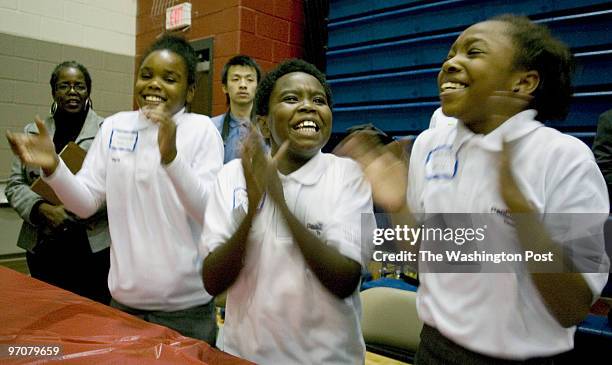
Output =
[{"x1": 55, "y1": 83, "x2": 87, "y2": 93}]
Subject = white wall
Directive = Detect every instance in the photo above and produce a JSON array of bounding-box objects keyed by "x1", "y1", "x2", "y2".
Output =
[{"x1": 0, "y1": 0, "x2": 136, "y2": 56}]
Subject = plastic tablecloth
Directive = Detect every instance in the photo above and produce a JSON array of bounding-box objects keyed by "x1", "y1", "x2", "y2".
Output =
[{"x1": 0, "y1": 266, "x2": 253, "y2": 364}]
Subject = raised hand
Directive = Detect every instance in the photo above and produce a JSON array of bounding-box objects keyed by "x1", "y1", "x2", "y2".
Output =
[
  {"x1": 241, "y1": 129, "x2": 267, "y2": 212},
  {"x1": 335, "y1": 131, "x2": 408, "y2": 212},
  {"x1": 241, "y1": 128, "x2": 289, "y2": 211},
  {"x1": 499, "y1": 141, "x2": 532, "y2": 212},
  {"x1": 143, "y1": 104, "x2": 177, "y2": 165},
  {"x1": 6, "y1": 116, "x2": 59, "y2": 175}
]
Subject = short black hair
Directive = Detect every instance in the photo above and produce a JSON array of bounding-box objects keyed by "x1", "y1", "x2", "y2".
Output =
[
  {"x1": 140, "y1": 33, "x2": 199, "y2": 86},
  {"x1": 221, "y1": 55, "x2": 262, "y2": 85},
  {"x1": 50, "y1": 61, "x2": 92, "y2": 94},
  {"x1": 494, "y1": 14, "x2": 574, "y2": 121},
  {"x1": 255, "y1": 59, "x2": 333, "y2": 116}
]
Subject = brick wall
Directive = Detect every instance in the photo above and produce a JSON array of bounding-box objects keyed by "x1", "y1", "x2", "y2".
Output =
[{"x1": 136, "y1": 0, "x2": 304, "y2": 116}]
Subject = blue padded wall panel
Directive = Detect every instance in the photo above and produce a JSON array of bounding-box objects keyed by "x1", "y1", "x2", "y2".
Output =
[
  {"x1": 329, "y1": 0, "x2": 423, "y2": 21},
  {"x1": 327, "y1": 0, "x2": 612, "y2": 136},
  {"x1": 328, "y1": 0, "x2": 611, "y2": 50}
]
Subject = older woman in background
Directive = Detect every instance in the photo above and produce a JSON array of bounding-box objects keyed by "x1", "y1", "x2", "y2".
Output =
[{"x1": 5, "y1": 61, "x2": 111, "y2": 304}]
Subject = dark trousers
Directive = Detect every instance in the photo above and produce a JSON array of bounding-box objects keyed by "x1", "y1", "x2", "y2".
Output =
[
  {"x1": 27, "y1": 227, "x2": 111, "y2": 305},
  {"x1": 111, "y1": 299, "x2": 218, "y2": 345},
  {"x1": 416, "y1": 324, "x2": 568, "y2": 365}
]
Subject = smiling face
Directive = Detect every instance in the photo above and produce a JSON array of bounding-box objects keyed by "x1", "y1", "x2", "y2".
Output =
[
  {"x1": 438, "y1": 20, "x2": 524, "y2": 130},
  {"x1": 223, "y1": 65, "x2": 258, "y2": 107},
  {"x1": 53, "y1": 67, "x2": 89, "y2": 114},
  {"x1": 261, "y1": 71, "x2": 332, "y2": 168},
  {"x1": 135, "y1": 49, "x2": 194, "y2": 115}
]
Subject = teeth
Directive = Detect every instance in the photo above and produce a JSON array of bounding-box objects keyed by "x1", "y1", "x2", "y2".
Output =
[
  {"x1": 295, "y1": 120, "x2": 317, "y2": 129},
  {"x1": 145, "y1": 95, "x2": 163, "y2": 102},
  {"x1": 441, "y1": 82, "x2": 466, "y2": 91}
]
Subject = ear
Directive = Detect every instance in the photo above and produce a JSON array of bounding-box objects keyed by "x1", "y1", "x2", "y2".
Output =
[
  {"x1": 512, "y1": 70, "x2": 540, "y2": 95},
  {"x1": 256, "y1": 115, "x2": 271, "y2": 139},
  {"x1": 221, "y1": 84, "x2": 228, "y2": 95},
  {"x1": 185, "y1": 83, "x2": 196, "y2": 104}
]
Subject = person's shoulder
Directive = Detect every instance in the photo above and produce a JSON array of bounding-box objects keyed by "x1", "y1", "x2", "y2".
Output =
[
  {"x1": 104, "y1": 110, "x2": 138, "y2": 123},
  {"x1": 87, "y1": 109, "x2": 104, "y2": 124},
  {"x1": 413, "y1": 123, "x2": 454, "y2": 151},
  {"x1": 599, "y1": 109, "x2": 612, "y2": 122},
  {"x1": 321, "y1": 153, "x2": 365, "y2": 181},
  {"x1": 23, "y1": 115, "x2": 53, "y2": 134},
  {"x1": 323, "y1": 152, "x2": 359, "y2": 169},
  {"x1": 178, "y1": 112, "x2": 222, "y2": 138},
  {"x1": 213, "y1": 159, "x2": 245, "y2": 191},
  {"x1": 532, "y1": 126, "x2": 594, "y2": 159},
  {"x1": 23, "y1": 121, "x2": 39, "y2": 133},
  {"x1": 181, "y1": 112, "x2": 215, "y2": 128},
  {"x1": 429, "y1": 107, "x2": 457, "y2": 129},
  {"x1": 219, "y1": 158, "x2": 243, "y2": 178},
  {"x1": 210, "y1": 113, "x2": 224, "y2": 122},
  {"x1": 97, "y1": 110, "x2": 138, "y2": 131},
  {"x1": 209, "y1": 113, "x2": 225, "y2": 128}
]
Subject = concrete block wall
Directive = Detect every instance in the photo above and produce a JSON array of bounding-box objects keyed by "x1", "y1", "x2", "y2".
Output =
[
  {"x1": 0, "y1": 0, "x2": 137, "y2": 180},
  {"x1": 0, "y1": 0, "x2": 137, "y2": 255}
]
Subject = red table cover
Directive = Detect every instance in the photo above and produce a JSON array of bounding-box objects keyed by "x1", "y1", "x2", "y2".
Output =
[{"x1": 0, "y1": 266, "x2": 253, "y2": 364}]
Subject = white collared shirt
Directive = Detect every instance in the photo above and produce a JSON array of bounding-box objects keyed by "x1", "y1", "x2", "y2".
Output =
[
  {"x1": 44, "y1": 108, "x2": 224, "y2": 311},
  {"x1": 428, "y1": 107, "x2": 458, "y2": 129},
  {"x1": 202, "y1": 152, "x2": 374, "y2": 364},
  {"x1": 408, "y1": 110, "x2": 610, "y2": 359}
]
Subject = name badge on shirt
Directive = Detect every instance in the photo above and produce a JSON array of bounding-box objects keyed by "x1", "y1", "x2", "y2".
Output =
[
  {"x1": 425, "y1": 144, "x2": 457, "y2": 180},
  {"x1": 109, "y1": 129, "x2": 138, "y2": 151},
  {"x1": 232, "y1": 187, "x2": 265, "y2": 214}
]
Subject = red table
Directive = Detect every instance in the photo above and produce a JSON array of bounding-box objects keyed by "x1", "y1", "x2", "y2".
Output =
[{"x1": 0, "y1": 266, "x2": 252, "y2": 364}]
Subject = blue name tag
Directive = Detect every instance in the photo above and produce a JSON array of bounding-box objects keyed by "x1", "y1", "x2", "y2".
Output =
[
  {"x1": 109, "y1": 129, "x2": 138, "y2": 151},
  {"x1": 425, "y1": 144, "x2": 458, "y2": 180}
]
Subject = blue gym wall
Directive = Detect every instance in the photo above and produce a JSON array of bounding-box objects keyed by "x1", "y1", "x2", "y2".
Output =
[{"x1": 326, "y1": 0, "x2": 612, "y2": 143}]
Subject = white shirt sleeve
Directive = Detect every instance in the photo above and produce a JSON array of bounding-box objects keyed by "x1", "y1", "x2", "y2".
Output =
[
  {"x1": 544, "y1": 137, "x2": 610, "y2": 300},
  {"x1": 42, "y1": 122, "x2": 108, "y2": 218},
  {"x1": 325, "y1": 160, "x2": 375, "y2": 267},
  {"x1": 200, "y1": 162, "x2": 243, "y2": 258},
  {"x1": 164, "y1": 117, "x2": 224, "y2": 225}
]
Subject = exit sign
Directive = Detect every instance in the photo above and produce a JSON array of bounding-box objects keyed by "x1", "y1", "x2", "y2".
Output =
[{"x1": 166, "y1": 2, "x2": 191, "y2": 31}]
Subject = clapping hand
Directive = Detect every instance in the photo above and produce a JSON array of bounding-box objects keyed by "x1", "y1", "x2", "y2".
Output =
[
  {"x1": 335, "y1": 131, "x2": 408, "y2": 213},
  {"x1": 241, "y1": 128, "x2": 289, "y2": 212},
  {"x1": 6, "y1": 116, "x2": 59, "y2": 176},
  {"x1": 499, "y1": 141, "x2": 533, "y2": 212},
  {"x1": 143, "y1": 104, "x2": 177, "y2": 165}
]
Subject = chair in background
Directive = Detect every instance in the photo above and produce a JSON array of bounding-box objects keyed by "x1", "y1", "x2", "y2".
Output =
[{"x1": 361, "y1": 287, "x2": 423, "y2": 363}]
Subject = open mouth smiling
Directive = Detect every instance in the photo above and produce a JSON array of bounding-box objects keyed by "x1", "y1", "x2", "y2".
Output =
[
  {"x1": 292, "y1": 120, "x2": 320, "y2": 136},
  {"x1": 440, "y1": 81, "x2": 468, "y2": 94},
  {"x1": 143, "y1": 95, "x2": 165, "y2": 104}
]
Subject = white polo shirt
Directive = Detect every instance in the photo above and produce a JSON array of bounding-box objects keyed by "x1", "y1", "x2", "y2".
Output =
[
  {"x1": 44, "y1": 109, "x2": 224, "y2": 311},
  {"x1": 408, "y1": 109, "x2": 610, "y2": 359},
  {"x1": 202, "y1": 152, "x2": 374, "y2": 364},
  {"x1": 428, "y1": 107, "x2": 457, "y2": 129}
]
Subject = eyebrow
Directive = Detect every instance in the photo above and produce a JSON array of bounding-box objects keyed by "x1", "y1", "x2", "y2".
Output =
[
  {"x1": 163, "y1": 70, "x2": 181, "y2": 77},
  {"x1": 278, "y1": 88, "x2": 326, "y2": 97},
  {"x1": 139, "y1": 67, "x2": 182, "y2": 77},
  {"x1": 231, "y1": 72, "x2": 256, "y2": 77},
  {"x1": 461, "y1": 36, "x2": 488, "y2": 48}
]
